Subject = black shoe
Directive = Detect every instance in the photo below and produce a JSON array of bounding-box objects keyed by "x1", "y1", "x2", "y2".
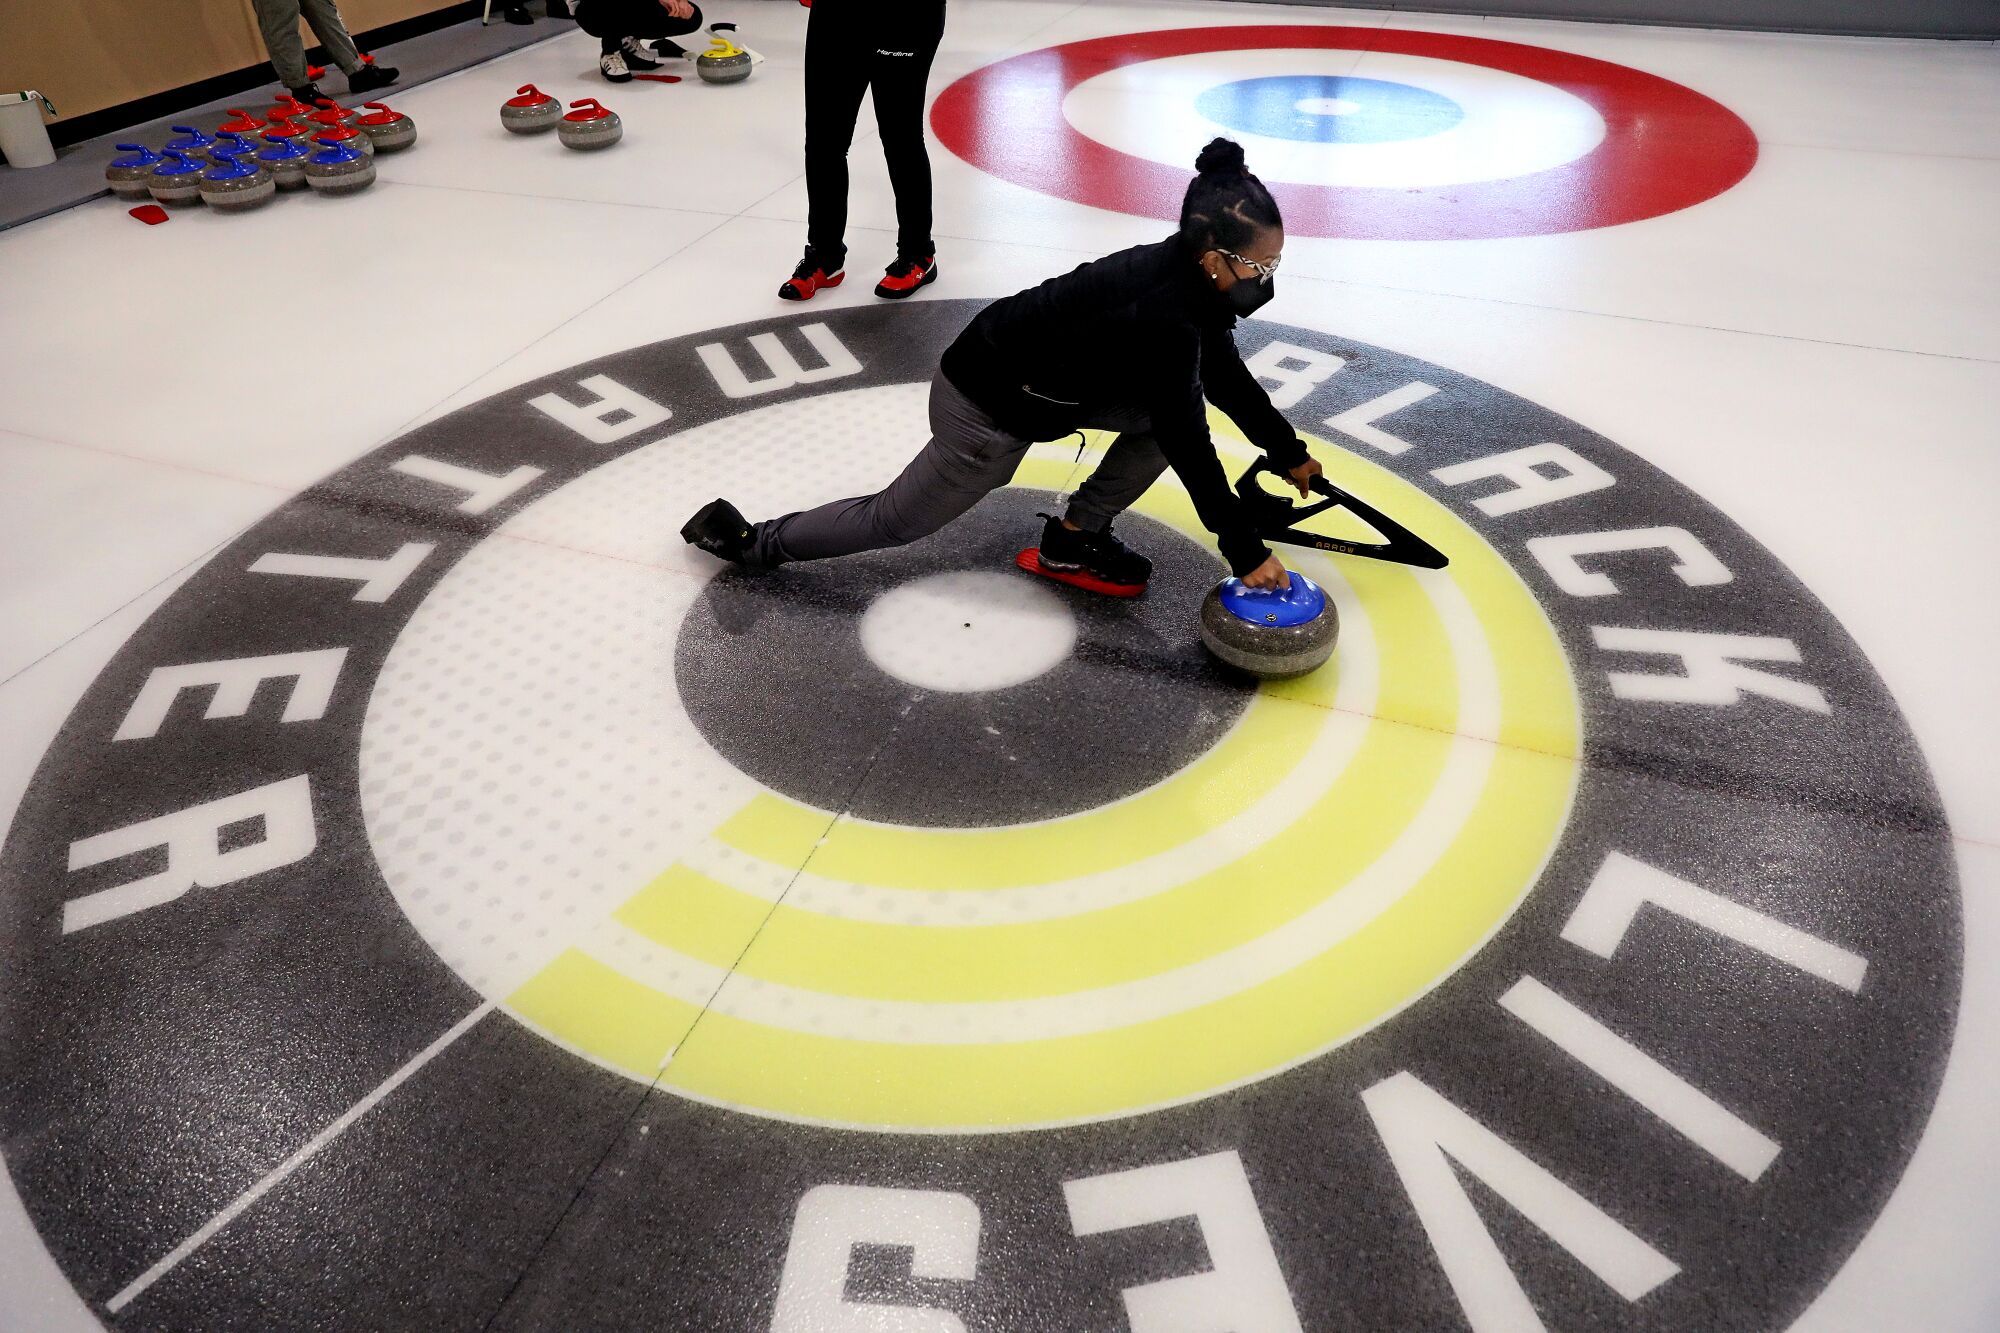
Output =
[
  {"x1": 287, "y1": 82, "x2": 330, "y2": 107},
  {"x1": 645, "y1": 37, "x2": 690, "y2": 60},
  {"x1": 546, "y1": 0, "x2": 573, "y2": 16},
  {"x1": 682, "y1": 499, "x2": 755, "y2": 563},
  {"x1": 1037, "y1": 514, "x2": 1152, "y2": 587},
  {"x1": 347, "y1": 63, "x2": 400, "y2": 94},
  {"x1": 619, "y1": 36, "x2": 662, "y2": 70},
  {"x1": 502, "y1": 3, "x2": 533, "y2": 23}
]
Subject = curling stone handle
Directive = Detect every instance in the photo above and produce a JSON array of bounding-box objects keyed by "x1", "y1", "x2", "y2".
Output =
[
  {"x1": 363, "y1": 102, "x2": 390, "y2": 113},
  {"x1": 1234, "y1": 456, "x2": 1449, "y2": 571},
  {"x1": 569, "y1": 98, "x2": 605, "y2": 111},
  {"x1": 115, "y1": 142, "x2": 146, "y2": 153},
  {"x1": 516, "y1": 83, "x2": 543, "y2": 96}
]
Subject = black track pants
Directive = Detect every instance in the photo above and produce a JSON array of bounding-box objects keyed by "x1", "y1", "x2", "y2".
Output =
[
  {"x1": 803, "y1": 0, "x2": 947, "y2": 269},
  {"x1": 575, "y1": 0, "x2": 704, "y2": 56}
]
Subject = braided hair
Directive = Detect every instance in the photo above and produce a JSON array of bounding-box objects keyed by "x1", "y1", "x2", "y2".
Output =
[{"x1": 1178, "y1": 137, "x2": 1282, "y2": 258}]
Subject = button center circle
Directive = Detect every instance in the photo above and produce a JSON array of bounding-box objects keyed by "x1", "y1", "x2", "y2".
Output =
[{"x1": 860, "y1": 570, "x2": 1078, "y2": 693}]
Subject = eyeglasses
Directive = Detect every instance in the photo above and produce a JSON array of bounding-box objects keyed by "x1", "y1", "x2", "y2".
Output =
[{"x1": 1219, "y1": 249, "x2": 1281, "y2": 281}]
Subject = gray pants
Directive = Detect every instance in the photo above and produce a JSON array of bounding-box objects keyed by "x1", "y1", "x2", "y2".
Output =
[
  {"x1": 254, "y1": 0, "x2": 364, "y2": 90},
  {"x1": 748, "y1": 372, "x2": 1170, "y2": 567}
]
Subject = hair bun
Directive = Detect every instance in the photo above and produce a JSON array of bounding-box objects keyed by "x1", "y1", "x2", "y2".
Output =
[{"x1": 1195, "y1": 137, "x2": 1247, "y2": 177}]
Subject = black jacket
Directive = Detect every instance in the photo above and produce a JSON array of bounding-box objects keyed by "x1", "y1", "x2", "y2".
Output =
[{"x1": 940, "y1": 236, "x2": 1310, "y2": 576}]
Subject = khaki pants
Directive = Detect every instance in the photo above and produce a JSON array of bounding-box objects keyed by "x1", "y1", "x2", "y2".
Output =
[{"x1": 253, "y1": 0, "x2": 364, "y2": 90}]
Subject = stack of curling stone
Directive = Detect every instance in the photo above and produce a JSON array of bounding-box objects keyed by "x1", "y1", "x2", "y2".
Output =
[
  {"x1": 164, "y1": 125, "x2": 216, "y2": 163},
  {"x1": 105, "y1": 143, "x2": 163, "y2": 199},
  {"x1": 199, "y1": 148, "x2": 276, "y2": 212},
  {"x1": 305, "y1": 136, "x2": 376, "y2": 196},
  {"x1": 355, "y1": 101, "x2": 417, "y2": 153},
  {"x1": 557, "y1": 98, "x2": 621, "y2": 151},
  {"x1": 146, "y1": 152, "x2": 206, "y2": 206},
  {"x1": 258, "y1": 133, "x2": 312, "y2": 191},
  {"x1": 694, "y1": 34, "x2": 754, "y2": 84},
  {"x1": 500, "y1": 84, "x2": 561, "y2": 134},
  {"x1": 1198, "y1": 573, "x2": 1339, "y2": 679}
]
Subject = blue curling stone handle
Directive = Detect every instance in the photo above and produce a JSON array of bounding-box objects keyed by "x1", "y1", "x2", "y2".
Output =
[{"x1": 1217, "y1": 573, "x2": 1326, "y2": 627}]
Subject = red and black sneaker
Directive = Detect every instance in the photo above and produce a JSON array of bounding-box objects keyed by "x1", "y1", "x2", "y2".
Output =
[
  {"x1": 874, "y1": 253, "x2": 938, "y2": 300},
  {"x1": 779, "y1": 249, "x2": 844, "y2": 302}
]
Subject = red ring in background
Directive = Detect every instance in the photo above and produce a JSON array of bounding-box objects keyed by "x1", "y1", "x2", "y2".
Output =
[{"x1": 931, "y1": 26, "x2": 1759, "y2": 241}]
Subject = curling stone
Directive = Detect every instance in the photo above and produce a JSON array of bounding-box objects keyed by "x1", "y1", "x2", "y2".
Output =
[
  {"x1": 694, "y1": 35, "x2": 754, "y2": 84},
  {"x1": 500, "y1": 84, "x2": 562, "y2": 135},
  {"x1": 217, "y1": 107, "x2": 267, "y2": 140},
  {"x1": 557, "y1": 98, "x2": 622, "y2": 151},
  {"x1": 199, "y1": 149, "x2": 276, "y2": 212},
  {"x1": 146, "y1": 152, "x2": 207, "y2": 207},
  {"x1": 355, "y1": 101, "x2": 417, "y2": 153},
  {"x1": 304, "y1": 137, "x2": 376, "y2": 197},
  {"x1": 257, "y1": 134, "x2": 312, "y2": 191},
  {"x1": 212, "y1": 131, "x2": 268, "y2": 173},
  {"x1": 311, "y1": 121, "x2": 373, "y2": 159},
  {"x1": 164, "y1": 124, "x2": 217, "y2": 163},
  {"x1": 304, "y1": 98, "x2": 370, "y2": 153},
  {"x1": 106, "y1": 143, "x2": 164, "y2": 200},
  {"x1": 260, "y1": 116, "x2": 314, "y2": 158},
  {"x1": 1198, "y1": 573, "x2": 1339, "y2": 680}
]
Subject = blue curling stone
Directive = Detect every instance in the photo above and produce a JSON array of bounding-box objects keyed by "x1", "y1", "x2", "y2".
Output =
[{"x1": 1200, "y1": 573, "x2": 1339, "y2": 679}]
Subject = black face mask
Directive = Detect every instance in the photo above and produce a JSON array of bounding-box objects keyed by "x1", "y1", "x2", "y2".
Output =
[{"x1": 1224, "y1": 275, "x2": 1275, "y2": 317}]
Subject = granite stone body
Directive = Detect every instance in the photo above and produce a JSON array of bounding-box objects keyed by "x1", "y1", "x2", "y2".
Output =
[
  {"x1": 357, "y1": 104, "x2": 417, "y2": 153},
  {"x1": 305, "y1": 143, "x2": 377, "y2": 196},
  {"x1": 106, "y1": 144, "x2": 164, "y2": 200},
  {"x1": 502, "y1": 85, "x2": 562, "y2": 134},
  {"x1": 558, "y1": 100, "x2": 622, "y2": 151},
  {"x1": 1198, "y1": 580, "x2": 1341, "y2": 679},
  {"x1": 146, "y1": 153, "x2": 206, "y2": 206}
]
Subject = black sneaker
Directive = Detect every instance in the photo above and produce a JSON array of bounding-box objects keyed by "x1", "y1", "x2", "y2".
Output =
[
  {"x1": 347, "y1": 63, "x2": 400, "y2": 94},
  {"x1": 646, "y1": 37, "x2": 690, "y2": 60},
  {"x1": 502, "y1": 2, "x2": 533, "y2": 23},
  {"x1": 287, "y1": 82, "x2": 330, "y2": 107},
  {"x1": 546, "y1": 0, "x2": 573, "y2": 16},
  {"x1": 682, "y1": 499, "x2": 755, "y2": 563},
  {"x1": 619, "y1": 36, "x2": 662, "y2": 70},
  {"x1": 1037, "y1": 514, "x2": 1152, "y2": 587}
]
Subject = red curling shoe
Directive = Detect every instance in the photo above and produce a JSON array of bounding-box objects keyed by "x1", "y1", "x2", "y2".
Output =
[
  {"x1": 874, "y1": 253, "x2": 937, "y2": 299},
  {"x1": 779, "y1": 249, "x2": 844, "y2": 301},
  {"x1": 1014, "y1": 549, "x2": 1146, "y2": 598}
]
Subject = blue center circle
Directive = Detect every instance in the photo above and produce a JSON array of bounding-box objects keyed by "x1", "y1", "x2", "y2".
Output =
[{"x1": 1195, "y1": 75, "x2": 1465, "y2": 144}]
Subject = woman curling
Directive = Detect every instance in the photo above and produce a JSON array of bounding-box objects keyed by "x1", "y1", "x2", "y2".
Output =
[{"x1": 683, "y1": 139, "x2": 1323, "y2": 594}]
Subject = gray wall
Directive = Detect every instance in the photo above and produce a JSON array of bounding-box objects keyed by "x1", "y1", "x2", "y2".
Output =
[{"x1": 1236, "y1": 0, "x2": 2000, "y2": 39}]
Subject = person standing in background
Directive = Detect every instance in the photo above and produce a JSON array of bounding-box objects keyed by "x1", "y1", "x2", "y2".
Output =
[
  {"x1": 251, "y1": 0, "x2": 399, "y2": 107},
  {"x1": 780, "y1": 0, "x2": 947, "y2": 303}
]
